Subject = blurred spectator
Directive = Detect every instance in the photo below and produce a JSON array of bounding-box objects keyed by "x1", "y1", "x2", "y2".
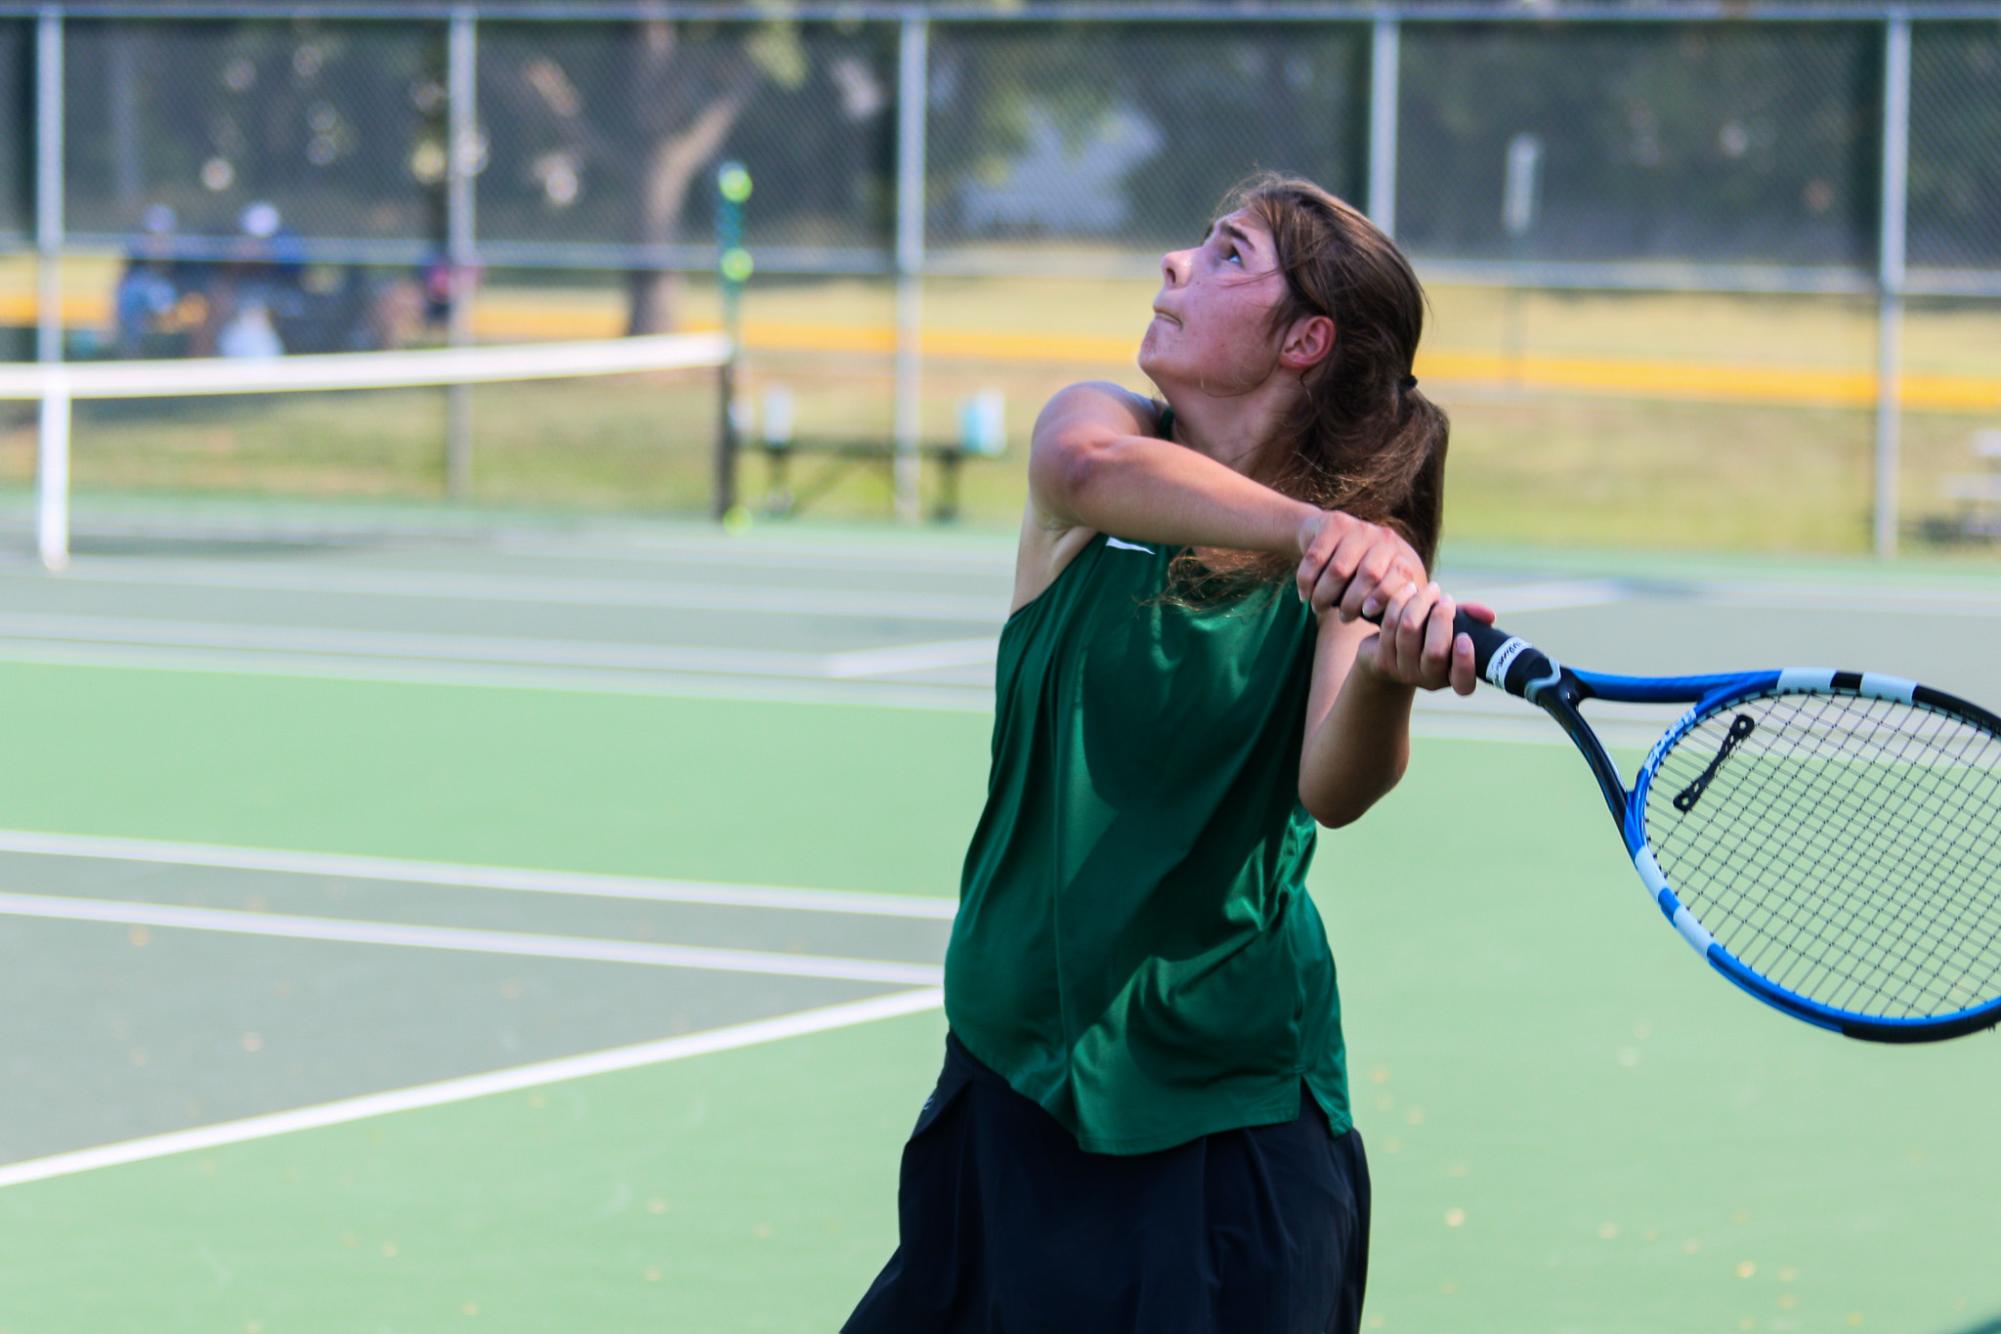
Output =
[
  {"x1": 419, "y1": 249, "x2": 483, "y2": 336},
  {"x1": 108, "y1": 202, "x2": 471, "y2": 360},
  {"x1": 205, "y1": 201, "x2": 305, "y2": 357},
  {"x1": 111, "y1": 203, "x2": 209, "y2": 357}
]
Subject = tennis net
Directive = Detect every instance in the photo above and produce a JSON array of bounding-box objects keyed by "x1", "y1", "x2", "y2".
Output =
[{"x1": 0, "y1": 332, "x2": 734, "y2": 570}]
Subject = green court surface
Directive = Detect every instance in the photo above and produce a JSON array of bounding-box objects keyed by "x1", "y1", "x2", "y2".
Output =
[{"x1": 0, "y1": 518, "x2": 1995, "y2": 1333}]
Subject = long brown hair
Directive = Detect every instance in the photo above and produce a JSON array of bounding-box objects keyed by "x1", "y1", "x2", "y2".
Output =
[{"x1": 1161, "y1": 172, "x2": 1448, "y2": 608}]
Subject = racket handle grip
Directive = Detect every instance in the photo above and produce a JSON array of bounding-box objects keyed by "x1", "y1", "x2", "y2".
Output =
[{"x1": 1451, "y1": 610, "x2": 1562, "y2": 701}]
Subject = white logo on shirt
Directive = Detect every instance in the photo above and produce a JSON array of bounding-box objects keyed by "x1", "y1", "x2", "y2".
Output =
[{"x1": 1105, "y1": 537, "x2": 1155, "y2": 554}]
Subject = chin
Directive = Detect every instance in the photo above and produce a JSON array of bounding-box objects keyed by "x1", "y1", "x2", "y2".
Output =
[{"x1": 1136, "y1": 343, "x2": 1176, "y2": 384}]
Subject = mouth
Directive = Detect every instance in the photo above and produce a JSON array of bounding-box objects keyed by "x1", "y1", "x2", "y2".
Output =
[{"x1": 1150, "y1": 307, "x2": 1180, "y2": 327}]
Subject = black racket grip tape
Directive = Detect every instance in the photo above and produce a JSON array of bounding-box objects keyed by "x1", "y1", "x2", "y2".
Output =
[
  {"x1": 1450, "y1": 610, "x2": 1554, "y2": 700},
  {"x1": 1354, "y1": 599, "x2": 1552, "y2": 700}
]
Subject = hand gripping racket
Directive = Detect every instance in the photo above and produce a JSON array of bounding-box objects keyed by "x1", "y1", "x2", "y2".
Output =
[{"x1": 1449, "y1": 612, "x2": 2001, "y2": 1042}]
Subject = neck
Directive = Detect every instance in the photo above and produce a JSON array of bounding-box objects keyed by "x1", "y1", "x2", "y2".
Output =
[{"x1": 1157, "y1": 379, "x2": 1300, "y2": 481}]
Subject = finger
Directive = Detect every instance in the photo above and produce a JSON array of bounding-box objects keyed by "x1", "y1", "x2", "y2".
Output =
[
  {"x1": 1450, "y1": 630, "x2": 1478, "y2": 696},
  {"x1": 1295, "y1": 514, "x2": 1344, "y2": 603},
  {"x1": 1368, "y1": 555, "x2": 1428, "y2": 623},
  {"x1": 1311, "y1": 556, "x2": 1353, "y2": 619},
  {"x1": 1321, "y1": 525, "x2": 1376, "y2": 618},
  {"x1": 1395, "y1": 581, "x2": 1436, "y2": 680},
  {"x1": 1421, "y1": 593, "x2": 1456, "y2": 684},
  {"x1": 1379, "y1": 580, "x2": 1423, "y2": 683},
  {"x1": 1340, "y1": 544, "x2": 1396, "y2": 622},
  {"x1": 1458, "y1": 600, "x2": 1498, "y2": 626},
  {"x1": 1353, "y1": 629, "x2": 1383, "y2": 677}
]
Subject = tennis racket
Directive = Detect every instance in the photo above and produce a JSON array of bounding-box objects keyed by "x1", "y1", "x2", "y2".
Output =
[{"x1": 1447, "y1": 611, "x2": 2001, "y2": 1042}]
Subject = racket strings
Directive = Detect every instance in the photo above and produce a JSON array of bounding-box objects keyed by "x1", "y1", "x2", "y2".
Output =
[
  {"x1": 1896, "y1": 729, "x2": 2001, "y2": 1004},
  {"x1": 1754, "y1": 700, "x2": 1993, "y2": 1009},
  {"x1": 1663, "y1": 697, "x2": 1935, "y2": 987},
  {"x1": 1816, "y1": 711, "x2": 2001, "y2": 1011},
  {"x1": 1644, "y1": 690, "x2": 2001, "y2": 1020},
  {"x1": 1700, "y1": 733, "x2": 1995, "y2": 1017},
  {"x1": 1753, "y1": 702, "x2": 2001, "y2": 1014},
  {"x1": 1725, "y1": 702, "x2": 2000, "y2": 1015}
]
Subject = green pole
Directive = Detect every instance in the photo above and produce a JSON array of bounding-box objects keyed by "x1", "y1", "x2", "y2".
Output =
[{"x1": 714, "y1": 161, "x2": 753, "y2": 525}]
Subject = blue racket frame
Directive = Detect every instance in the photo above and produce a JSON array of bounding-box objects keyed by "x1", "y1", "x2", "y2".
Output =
[{"x1": 1456, "y1": 612, "x2": 2001, "y2": 1044}]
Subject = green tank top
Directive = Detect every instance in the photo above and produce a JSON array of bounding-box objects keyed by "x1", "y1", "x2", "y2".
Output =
[{"x1": 945, "y1": 446, "x2": 1349, "y2": 1155}]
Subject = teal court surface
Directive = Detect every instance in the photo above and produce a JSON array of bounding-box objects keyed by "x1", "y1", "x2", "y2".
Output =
[{"x1": 0, "y1": 510, "x2": 1995, "y2": 1333}]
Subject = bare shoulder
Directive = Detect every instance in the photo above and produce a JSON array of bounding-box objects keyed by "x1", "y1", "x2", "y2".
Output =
[
  {"x1": 1033, "y1": 380, "x2": 1158, "y2": 437},
  {"x1": 1011, "y1": 382, "x2": 1162, "y2": 618}
]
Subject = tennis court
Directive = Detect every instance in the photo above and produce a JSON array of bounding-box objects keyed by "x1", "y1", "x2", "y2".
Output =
[{"x1": 0, "y1": 516, "x2": 1992, "y2": 1333}]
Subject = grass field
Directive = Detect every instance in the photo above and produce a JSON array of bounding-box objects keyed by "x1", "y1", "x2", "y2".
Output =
[
  {"x1": 0, "y1": 521, "x2": 1995, "y2": 1332},
  {"x1": 4, "y1": 252, "x2": 2000, "y2": 555}
]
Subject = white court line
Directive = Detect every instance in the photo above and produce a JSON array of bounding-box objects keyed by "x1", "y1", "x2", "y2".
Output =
[
  {"x1": 494, "y1": 539, "x2": 1011, "y2": 574},
  {"x1": 0, "y1": 637, "x2": 1605, "y2": 743},
  {"x1": 0, "y1": 986, "x2": 945, "y2": 1191},
  {"x1": 0, "y1": 829, "x2": 958, "y2": 921},
  {"x1": 1700, "y1": 584, "x2": 2001, "y2": 619},
  {"x1": 0, "y1": 891, "x2": 945, "y2": 987},
  {"x1": 823, "y1": 636, "x2": 998, "y2": 678},
  {"x1": 25, "y1": 560, "x2": 1009, "y2": 624},
  {"x1": 1457, "y1": 578, "x2": 1627, "y2": 614},
  {"x1": 0, "y1": 612, "x2": 905, "y2": 679},
  {"x1": 0, "y1": 639, "x2": 996, "y2": 711}
]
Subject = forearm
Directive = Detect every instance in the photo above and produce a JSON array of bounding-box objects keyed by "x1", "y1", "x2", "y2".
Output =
[
  {"x1": 1062, "y1": 432, "x2": 1314, "y2": 555},
  {"x1": 1300, "y1": 659, "x2": 1415, "y2": 828}
]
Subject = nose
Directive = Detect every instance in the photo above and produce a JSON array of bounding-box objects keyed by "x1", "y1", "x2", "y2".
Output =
[{"x1": 1160, "y1": 247, "x2": 1189, "y2": 287}]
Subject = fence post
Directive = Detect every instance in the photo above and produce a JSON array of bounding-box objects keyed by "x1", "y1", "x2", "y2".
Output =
[
  {"x1": 1367, "y1": 15, "x2": 1400, "y2": 238},
  {"x1": 893, "y1": 15, "x2": 928, "y2": 523},
  {"x1": 34, "y1": 6, "x2": 61, "y2": 368},
  {"x1": 446, "y1": 5, "x2": 478, "y2": 500},
  {"x1": 34, "y1": 6, "x2": 66, "y2": 571},
  {"x1": 1873, "y1": 14, "x2": 1911, "y2": 559}
]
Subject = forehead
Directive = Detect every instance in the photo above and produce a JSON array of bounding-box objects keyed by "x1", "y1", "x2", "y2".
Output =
[{"x1": 1207, "y1": 209, "x2": 1270, "y2": 248}]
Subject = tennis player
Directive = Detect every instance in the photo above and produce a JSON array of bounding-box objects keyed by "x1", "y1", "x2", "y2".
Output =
[{"x1": 844, "y1": 173, "x2": 1487, "y2": 1334}]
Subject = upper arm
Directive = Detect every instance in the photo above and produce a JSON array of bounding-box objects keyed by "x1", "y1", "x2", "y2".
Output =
[
  {"x1": 1296, "y1": 608, "x2": 1411, "y2": 826},
  {"x1": 1027, "y1": 381, "x2": 1157, "y2": 533},
  {"x1": 1006, "y1": 382, "x2": 1158, "y2": 617},
  {"x1": 1301, "y1": 609, "x2": 1375, "y2": 757}
]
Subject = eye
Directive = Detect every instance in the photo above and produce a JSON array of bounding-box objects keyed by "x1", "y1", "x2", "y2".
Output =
[{"x1": 1224, "y1": 246, "x2": 1244, "y2": 266}]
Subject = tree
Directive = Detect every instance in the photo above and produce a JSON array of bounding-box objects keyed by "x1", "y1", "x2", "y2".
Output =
[{"x1": 478, "y1": 15, "x2": 812, "y2": 335}]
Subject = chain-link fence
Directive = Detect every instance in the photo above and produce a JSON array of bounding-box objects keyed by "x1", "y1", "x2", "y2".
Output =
[
  {"x1": 0, "y1": 20, "x2": 25, "y2": 248},
  {"x1": 1909, "y1": 22, "x2": 2001, "y2": 278},
  {"x1": 925, "y1": 22, "x2": 1369, "y2": 263},
  {"x1": 2, "y1": 3, "x2": 1997, "y2": 555},
  {"x1": 1397, "y1": 22, "x2": 1881, "y2": 270}
]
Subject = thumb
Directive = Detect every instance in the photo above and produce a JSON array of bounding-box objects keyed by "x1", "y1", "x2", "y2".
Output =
[
  {"x1": 1352, "y1": 630, "x2": 1383, "y2": 673},
  {"x1": 1459, "y1": 601, "x2": 1498, "y2": 625}
]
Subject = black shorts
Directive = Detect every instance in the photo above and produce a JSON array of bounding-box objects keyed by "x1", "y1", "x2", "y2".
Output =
[{"x1": 843, "y1": 1033, "x2": 1370, "y2": 1334}]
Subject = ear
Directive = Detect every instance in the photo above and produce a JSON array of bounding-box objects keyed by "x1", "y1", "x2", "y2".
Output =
[{"x1": 1277, "y1": 313, "x2": 1335, "y2": 372}]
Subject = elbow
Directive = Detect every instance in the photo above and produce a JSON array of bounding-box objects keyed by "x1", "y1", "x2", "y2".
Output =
[
  {"x1": 1037, "y1": 431, "x2": 1120, "y2": 517},
  {"x1": 1301, "y1": 790, "x2": 1369, "y2": 830},
  {"x1": 1299, "y1": 754, "x2": 1409, "y2": 830}
]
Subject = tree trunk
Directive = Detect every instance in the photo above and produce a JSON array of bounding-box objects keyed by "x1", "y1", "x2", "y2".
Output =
[
  {"x1": 625, "y1": 268, "x2": 680, "y2": 336},
  {"x1": 622, "y1": 20, "x2": 753, "y2": 336}
]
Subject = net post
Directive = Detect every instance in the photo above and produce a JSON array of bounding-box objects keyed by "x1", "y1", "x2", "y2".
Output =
[
  {"x1": 1872, "y1": 14, "x2": 1911, "y2": 559},
  {"x1": 892, "y1": 14, "x2": 929, "y2": 523},
  {"x1": 37, "y1": 371, "x2": 70, "y2": 573}
]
